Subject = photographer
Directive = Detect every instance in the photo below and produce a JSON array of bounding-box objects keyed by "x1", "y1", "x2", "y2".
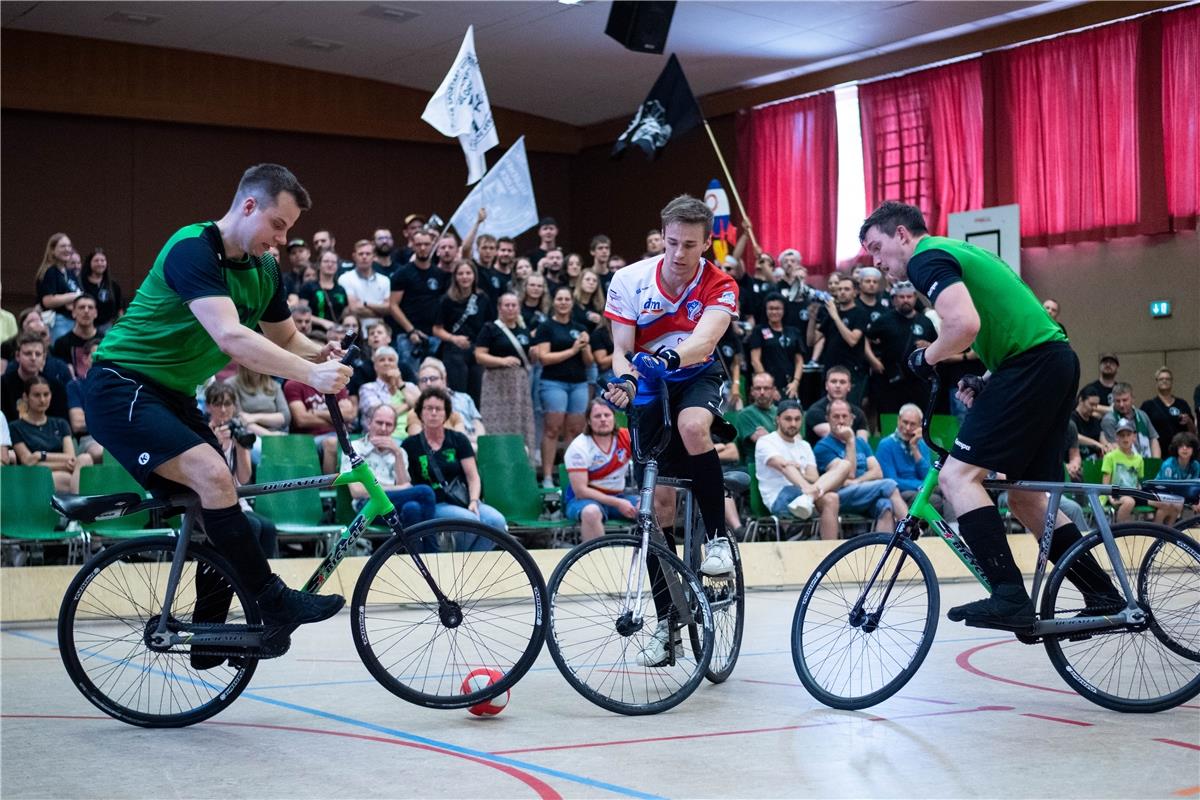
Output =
[{"x1": 205, "y1": 381, "x2": 277, "y2": 557}]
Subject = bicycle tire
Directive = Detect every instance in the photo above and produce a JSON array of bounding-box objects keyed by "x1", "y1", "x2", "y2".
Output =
[
  {"x1": 693, "y1": 536, "x2": 744, "y2": 684},
  {"x1": 351, "y1": 519, "x2": 547, "y2": 709},
  {"x1": 1042, "y1": 523, "x2": 1200, "y2": 713},
  {"x1": 58, "y1": 536, "x2": 259, "y2": 728},
  {"x1": 792, "y1": 533, "x2": 939, "y2": 710},
  {"x1": 546, "y1": 533, "x2": 714, "y2": 715}
]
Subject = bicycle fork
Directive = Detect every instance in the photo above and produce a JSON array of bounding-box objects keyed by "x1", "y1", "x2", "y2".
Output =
[{"x1": 848, "y1": 523, "x2": 915, "y2": 634}]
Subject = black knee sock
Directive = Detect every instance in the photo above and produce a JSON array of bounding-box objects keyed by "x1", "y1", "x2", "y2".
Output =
[
  {"x1": 648, "y1": 526, "x2": 677, "y2": 622},
  {"x1": 202, "y1": 504, "x2": 273, "y2": 592},
  {"x1": 688, "y1": 449, "x2": 728, "y2": 542},
  {"x1": 958, "y1": 506, "x2": 1026, "y2": 593},
  {"x1": 1048, "y1": 522, "x2": 1115, "y2": 596}
]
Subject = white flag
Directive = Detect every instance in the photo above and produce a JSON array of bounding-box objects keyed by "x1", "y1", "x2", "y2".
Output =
[
  {"x1": 448, "y1": 137, "x2": 539, "y2": 242},
  {"x1": 421, "y1": 25, "x2": 499, "y2": 184}
]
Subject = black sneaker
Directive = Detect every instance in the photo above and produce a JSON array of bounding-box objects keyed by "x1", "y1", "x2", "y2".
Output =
[
  {"x1": 256, "y1": 575, "x2": 345, "y2": 628},
  {"x1": 947, "y1": 584, "x2": 1035, "y2": 631}
]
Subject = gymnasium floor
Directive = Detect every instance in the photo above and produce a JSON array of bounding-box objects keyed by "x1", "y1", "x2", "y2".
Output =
[{"x1": 2, "y1": 582, "x2": 1197, "y2": 799}]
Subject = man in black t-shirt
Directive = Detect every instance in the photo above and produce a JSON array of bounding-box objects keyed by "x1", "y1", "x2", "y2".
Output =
[
  {"x1": 50, "y1": 294, "x2": 100, "y2": 379},
  {"x1": 524, "y1": 216, "x2": 559, "y2": 266},
  {"x1": 1071, "y1": 385, "x2": 1107, "y2": 459},
  {"x1": 807, "y1": 275, "x2": 869, "y2": 406},
  {"x1": 865, "y1": 281, "x2": 936, "y2": 415},
  {"x1": 1, "y1": 335, "x2": 70, "y2": 422},
  {"x1": 389, "y1": 229, "x2": 448, "y2": 377},
  {"x1": 1141, "y1": 366, "x2": 1196, "y2": 456},
  {"x1": 803, "y1": 365, "x2": 870, "y2": 446},
  {"x1": 1081, "y1": 352, "x2": 1120, "y2": 413}
]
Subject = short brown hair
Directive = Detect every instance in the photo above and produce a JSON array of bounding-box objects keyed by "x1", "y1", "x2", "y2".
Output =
[
  {"x1": 415, "y1": 386, "x2": 453, "y2": 418},
  {"x1": 235, "y1": 163, "x2": 311, "y2": 210},
  {"x1": 660, "y1": 194, "x2": 713, "y2": 231},
  {"x1": 859, "y1": 201, "x2": 928, "y2": 242}
]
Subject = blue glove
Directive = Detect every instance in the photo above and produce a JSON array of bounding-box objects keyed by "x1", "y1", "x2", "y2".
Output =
[
  {"x1": 906, "y1": 347, "x2": 936, "y2": 381},
  {"x1": 632, "y1": 351, "x2": 669, "y2": 380}
]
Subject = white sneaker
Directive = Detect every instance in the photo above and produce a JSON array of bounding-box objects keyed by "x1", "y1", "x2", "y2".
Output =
[
  {"x1": 787, "y1": 493, "x2": 815, "y2": 520},
  {"x1": 636, "y1": 622, "x2": 682, "y2": 667},
  {"x1": 541, "y1": 475, "x2": 556, "y2": 489},
  {"x1": 701, "y1": 537, "x2": 735, "y2": 576}
]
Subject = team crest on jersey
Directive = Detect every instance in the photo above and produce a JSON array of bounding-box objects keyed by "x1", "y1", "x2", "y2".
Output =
[
  {"x1": 717, "y1": 290, "x2": 736, "y2": 308},
  {"x1": 427, "y1": 278, "x2": 440, "y2": 290},
  {"x1": 616, "y1": 448, "x2": 628, "y2": 461},
  {"x1": 686, "y1": 299, "x2": 703, "y2": 321}
]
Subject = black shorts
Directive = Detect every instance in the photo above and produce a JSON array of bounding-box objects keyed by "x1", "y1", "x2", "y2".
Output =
[
  {"x1": 950, "y1": 341, "x2": 1079, "y2": 481},
  {"x1": 85, "y1": 362, "x2": 221, "y2": 497},
  {"x1": 632, "y1": 362, "x2": 729, "y2": 480}
]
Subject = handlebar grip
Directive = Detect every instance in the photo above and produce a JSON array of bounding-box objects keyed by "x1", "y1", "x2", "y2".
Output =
[{"x1": 339, "y1": 331, "x2": 360, "y2": 366}]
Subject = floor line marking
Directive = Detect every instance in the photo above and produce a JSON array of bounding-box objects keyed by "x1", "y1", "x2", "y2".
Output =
[
  {"x1": 1020, "y1": 712, "x2": 1093, "y2": 727},
  {"x1": 1154, "y1": 738, "x2": 1200, "y2": 752},
  {"x1": 1173, "y1": 786, "x2": 1200, "y2": 796}
]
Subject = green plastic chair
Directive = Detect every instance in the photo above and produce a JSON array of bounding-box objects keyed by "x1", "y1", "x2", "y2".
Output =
[
  {"x1": 79, "y1": 463, "x2": 175, "y2": 540},
  {"x1": 929, "y1": 415, "x2": 960, "y2": 450},
  {"x1": 260, "y1": 434, "x2": 322, "y2": 476},
  {"x1": 1, "y1": 465, "x2": 85, "y2": 564},
  {"x1": 475, "y1": 435, "x2": 565, "y2": 540},
  {"x1": 742, "y1": 459, "x2": 781, "y2": 542},
  {"x1": 253, "y1": 460, "x2": 341, "y2": 555},
  {"x1": 878, "y1": 413, "x2": 898, "y2": 436}
]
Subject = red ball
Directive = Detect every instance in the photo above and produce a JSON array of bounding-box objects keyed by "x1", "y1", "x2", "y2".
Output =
[{"x1": 462, "y1": 667, "x2": 509, "y2": 717}]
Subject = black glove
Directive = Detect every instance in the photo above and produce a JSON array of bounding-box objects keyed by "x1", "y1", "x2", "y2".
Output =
[
  {"x1": 906, "y1": 347, "x2": 936, "y2": 381},
  {"x1": 611, "y1": 373, "x2": 638, "y2": 403},
  {"x1": 958, "y1": 374, "x2": 987, "y2": 398}
]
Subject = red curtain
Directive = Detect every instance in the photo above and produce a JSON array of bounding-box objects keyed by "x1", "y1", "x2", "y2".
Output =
[
  {"x1": 858, "y1": 58, "x2": 983, "y2": 237},
  {"x1": 736, "y1": 92, "x2": 838, "y2": 275},
  {"x1": 1162, "y1": 6, "x2": 1199, "y2": 230},
  {"x1": 996, "y1": 20, "x2": 1141, "y2": 245}
]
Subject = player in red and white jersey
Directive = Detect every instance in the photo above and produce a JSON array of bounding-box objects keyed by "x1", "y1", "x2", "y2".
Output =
[
  {"x1": 564, "y1": 400, "x2": 638, "y2": 542},
  {"x1": 601, "y1": 196, "x2": 740, "y2": 599}
]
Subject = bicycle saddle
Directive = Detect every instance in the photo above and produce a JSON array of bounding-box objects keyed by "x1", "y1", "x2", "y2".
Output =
[{"x1": 53, "y1": 492, "x2": 145, "y2": 523}]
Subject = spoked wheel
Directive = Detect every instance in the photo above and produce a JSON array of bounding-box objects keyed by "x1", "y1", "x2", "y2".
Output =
[
  {"x1": 57, "y1": 536, "x2": 259, "y2": 728},
  {"x1": 695, "y1": 537, "x2": 744, "y2": 684},
  {"x1": 1043, "y1": 523, "x2": 1200, "y2": 713},
  {"x1": 352, "y1": 519, "x2": 548, "y2": 709},
  {"x1": 792, "y1": 533, "x2": 939, "y2": 710},
  {"x1": 546, "y1": 533, "x2": 714, "y2": 715}
]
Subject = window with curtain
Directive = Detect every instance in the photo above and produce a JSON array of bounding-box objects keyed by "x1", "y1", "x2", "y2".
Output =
[
  {"x1": 735, "y1": 92, "x2": 838, "y2": 275},
  {"x1": 858, "y1": 58, "x2": 983, "y2": 237},
  {"x1": 1162, "y1": 5, "x2": 1199, "y2": 230}
]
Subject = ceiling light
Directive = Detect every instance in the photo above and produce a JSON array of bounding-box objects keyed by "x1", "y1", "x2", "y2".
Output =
[
  {"x1": 360, "y1": 5, "x2": 420, "y2": 24},
  {"x1": 289, "y1": 37, "x2": 345, "y2": 52},
  {"x1": 105, "y1": 11, "x2": 162, "y2": 26}
]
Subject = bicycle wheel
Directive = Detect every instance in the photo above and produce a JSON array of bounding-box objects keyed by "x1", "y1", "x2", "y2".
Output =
[
  {"x1": 546, "y1": 533, "x2": 714, "y2": 715},
  {"x1": 695, "y1": 537, "x2": 744, "y2": 684},
  {"x1": 58, "y1": 536, "x2": 259, "y2": 728},
  {"x1": 792, "y1": 533, "x2": 939, "y2": 710},
  {"x1": 352, "y1": 519, "x2": 548, "y2": 709},
  {"x1": 1043, "y1": 523, "x2": 1200, "y2": 713}
]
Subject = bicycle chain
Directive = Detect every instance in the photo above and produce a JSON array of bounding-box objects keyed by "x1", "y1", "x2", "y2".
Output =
[{"x1": 154, "y1": 622, "x2": 292, "y2": 660}]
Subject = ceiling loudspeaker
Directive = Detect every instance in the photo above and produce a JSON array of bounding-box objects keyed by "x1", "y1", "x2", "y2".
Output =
[{"x1": 605, "y1": 1, "x2": 677, "y2": 55}]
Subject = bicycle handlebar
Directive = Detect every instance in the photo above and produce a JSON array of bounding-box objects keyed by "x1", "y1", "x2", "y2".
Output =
[
  {"x1": 921, "y1": 371, "x2": 950, "y2": 462},
  {"x1": 323, "y1": 331, "x2": 361, "y2": 462}
]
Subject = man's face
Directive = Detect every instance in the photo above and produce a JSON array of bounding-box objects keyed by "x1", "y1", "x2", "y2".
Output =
[
  {"x1": 662, "y1": 222, "x2": 710, "y2": 275},
  {"x1": 591, "y1": 240, "x2": 610, "y2": 263},
  {"x1": 367, "y1": 324, "x2": 390, "y2": 349},
  {"x1": 496, "y1": 241, "x2": 515, "y2": 267},
  {"x1": 859, "y1": 275, "x2": 879, "y2": 297},
  {"x1": 539, "y1": 223, "x2": 557, "y2": 243},
  {"x1": 835, "y1": 279, "x2": 857, "y2": 305},
  {"x1": 418, "y1": 370, "x2": 445, "y2": 390},
  {"x1": 825, "y1": 371, "x2": 850, "y2": 400},
  {"x1": 369, "y1": 408, "x2": 397, "y2": 437},
  {"x1": 897, "y1": 410, "x2": 922, "y2": 441},
  {"x1": 1078, "y1": 394, "x2": 1099, "y2": 416},
  {"x1": 478, "y1": 239, "x2": 497, "y2": 263},
  {"x1": 861, "y1": 224, "x2": 916, "y2": 281},
  {"x1": 412, "y1": 234, "x2": 434, "y2": 261},
  {"x1": 312, "y1": 231, "x2": 333, "y2": 254},
  {"x1": 288, "y1": 246, "x2": 310, "y2": 268},
  {"x1": 543, "y1": 249, "x2": 563, "y2": 272},
  {"x1": 1042, "y1": 299, "x2": 1059, "y2": 319},
  {"x1": 589, "y1": 404, "x2": 615, "y2": 436},
  {"x1": 374, "y1": 229, "x2": 394, "y2": 257},
  {"x1": 72, "y1": 298, "x2": 97, "y2": 325},
  {"x1": 1113, "y1": 391, "x2": 1134, "y2": 416},
  {"x1": 646, "y1": 231, "x2": 664, "y2": 254},
  {"x1": 827, "y1": 402, "x2": 853, "y2": 428},
  {"x1": 893, "y1": 291, "x2": 916, "y2": 315},
  {"x1": 17, "y1": 343, "x2": 45, "y2": 375},
  {"x1": 437, "y1": 237, "x2": 459, "y2": 263},
  {"x1": 241, "y1": 192, "x2": 301, "y2": 259},
  {"x1": 293, "y1": 312, "x2": 312, "y2": 334},
  {"x1": 777, "y1": 409, "x2": 803, "y2": 439},
  {"x1": 354, "y1": 244, "x2": 374, "y2": 269},
  {"x1": 404, "y1": 219, "x2": 424, "y2": 242},
  {"x1": 1100, "y1": 358, "x2": 1119, "y2": 379},
  {"x1": 751, "y1": 376, "x2": 778, "y2": 409}
]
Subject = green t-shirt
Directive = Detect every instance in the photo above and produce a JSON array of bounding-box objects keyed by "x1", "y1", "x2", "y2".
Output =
[
  {"x1": 907, "y1": 236, "x2": 1067, "y2": 372},
  {"x1": 1102, "y1": 448, "x2": 1144, "y2": 489},
  {"x1": 96, "y1": 222, "x2": 289, "y2": 395}
]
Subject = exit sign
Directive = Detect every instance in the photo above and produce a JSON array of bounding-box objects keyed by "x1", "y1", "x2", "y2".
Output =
[{"x1": 1150, "y1": 300, "x2": 1173, "y2": 318}]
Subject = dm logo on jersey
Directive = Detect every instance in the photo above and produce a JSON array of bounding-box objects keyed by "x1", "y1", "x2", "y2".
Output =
[
  {"x1": 685, "y1": 299, "x2": 703, "y2": 321},
  {"x1": 643, "y1": 298, "x2": 664, "y2": 313}
]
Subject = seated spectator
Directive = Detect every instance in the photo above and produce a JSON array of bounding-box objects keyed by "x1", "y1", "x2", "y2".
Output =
[
  {"x1": 814, "y1": 399, "x2": 909, "y2": 532},
  {"x1": 50, "y1": 294, "x2": 100, "y2": 378},
  {"x1": 0, "y1": 306, "x2": 17, "y2": 368},
  {"x1": 341, "y1": 404, "x2": 436, "y2": 530},
  {"x1": 282, "y1": 375, "x2": 353, "y2": 474},
  {"x1": 0, "y1": 411, "x2": 12, "y2": 465},
  {"x1": 1156, "y1": 432, "x2": 1199, "y2": 519},
  {"x1": 2, "y1": 334, "x2": 69, "y2": 422},
  {"x1": 7, "y1": 314, "x2": 72, "y2": 387},
  {"x1": 65, "y1": 339, "x2": 104, "y2": 463},
  {"x1": 1102, "y1": 417, "x2": 1179, "y2": 525},
  {"x1": 358, "y1": 345, "x2": 417, "y2": 431},
  {"x1": 804, "y1": 366, "x2": 869, "y2": 445},
  {"x1": 533, "y1": 286, "x2": 591, "y2": 488},
  {"x1": 9, "y1": 376, "x2": 92, "y2": 492},
  {"x1": 1141, "y1": 367, "x2": 1195, "y2": 456},
  {"x1": 736, "y1": 372, "x2": 779, "y2": 465},
  {"x1": 299, "y1": 250, "x2": 351, "y2": 333},
  {"x1": 1100, "y1": 382, "x2": 1160, "y2": 458},
  {"x1": 875, "y1": 403, "x2": 950, "y2": 519},
  {"x1": 754, "y1": 400, "x2": 849, "y2": 540},
  {"x1": 474, "y1": 292, "x2": 536, "y2": 458},
  {"x1": 747, "y1": 293, "x2": 805, "y2": 399},
  {"x1": 205, "y1": 382, "x2": 277, "y2": 557},
  {"x1": 290, "y1": 302, "x2": 319, "y2": 342},
  {"x1": 35, "y1": 232, "x2": 83, "y2": 342},
  {"x1": 432, "y1": 260, "x2": 492, "y2": 405},
  {"x1": 1072, "y1": 386, "x2": 1108, "y2": 459},
  {"x1": 407, "y1": 358, "x2": 486, "y2": 444},
  {"x1": 229, "y1": 363, "x2": 291, "y2": 463},
  {"x1": 401, "y1": 387, "x2": 505, "y2": 550},
  {"x1": 806, "y1": 276, "x2": 869, "y2": 407},
  {"x1": 564, "y1": 399, "x2": 637, "y2": 542}
]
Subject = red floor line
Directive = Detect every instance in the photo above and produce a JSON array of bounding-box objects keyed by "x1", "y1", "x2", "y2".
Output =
[
  {"x1": 1173, "y1": 786, "x2": 1200, "y2": 796},
  {"x1": 896, "y1": 696, "x2": 958, "y2": 705},
  {"x1": 1, "y1": 714, "x2": 561, "y2": 800},
  {"x1": 1020, "y1": 712, "x2": 1093, "y2": 727},
  {"x1": 955, "y1": 639, "x2": 1077, "y2": 696},
  {"x1": 1154, "y1": 738, "x2": 1200, "y2": 751},
  {"x1": 492, "y1": 706, "x2": 1011, "y2": 755}
]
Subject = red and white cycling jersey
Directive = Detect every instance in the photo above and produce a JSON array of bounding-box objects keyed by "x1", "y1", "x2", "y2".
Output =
[
  {"x1": 564, "y1": 428, "x2": 632, "y2": 500},
  {"x1": 603, "y1": 255, "x2": 738, "y2": 382}
]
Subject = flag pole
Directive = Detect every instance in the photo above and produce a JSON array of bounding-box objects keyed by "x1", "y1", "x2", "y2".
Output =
[{"x1": 701, "y1": 119, "x2": 761, "y2": 256}]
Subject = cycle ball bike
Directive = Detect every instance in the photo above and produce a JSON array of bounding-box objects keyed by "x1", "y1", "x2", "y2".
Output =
[
  {"x1": 790, "y1": 370, "x2": 1200, "y2": 713},
  {"x1": 55, "y1": 337, "x2": 548, "y2": 728},
  {"x1": 545, "y1": 375, "x2": 746, "y2": 714}
]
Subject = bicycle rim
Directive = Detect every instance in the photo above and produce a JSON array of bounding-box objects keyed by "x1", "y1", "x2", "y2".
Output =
[
  {"x1": 697, "y1": 538, "x2": 744, "y2": 684},
  {"x1": 792, "y1": 533, "x2": 939, "y2": 710},
  {"x1": 1043, "y1": 524, "x2": 1200, "y2": 713},
  {"x1": 547, "y1": 534, "x2": 714, "y2": 715},
  {"x1": 57, "y1": 537, "x2": 258, "y2": 728},
  {"x1": 352, "y1": 519, "x2": 547, "y2": 709}
]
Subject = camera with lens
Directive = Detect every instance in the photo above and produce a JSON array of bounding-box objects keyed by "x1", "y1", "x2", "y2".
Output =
[{"x1": 228, "y1": 418, "x2": 257, "y2": 449}]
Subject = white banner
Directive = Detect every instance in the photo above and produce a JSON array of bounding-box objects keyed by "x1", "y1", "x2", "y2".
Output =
[
  {"x1": 448, "y1": 136, "x2": 539, "y2": 241},
  {"x1": 421, "y1": 25, "x2": 499, "y2": 184}
]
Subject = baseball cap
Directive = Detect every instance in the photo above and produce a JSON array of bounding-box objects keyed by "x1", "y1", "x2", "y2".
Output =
[
  {"x1": 1099, "y1": 352, "x2": 1120, "y2": 365},
  {"x1": 859, "y1": 267, "x2": 882, "y2": 279},
  {"x1": 891, "y1": 280, "x2": 916, "y2": 295},
  {"x1": 404, "y1": 213, "x2": 427, "y2": 227},
  {"x1": 1114, "y1": 417, "x2": 1136, "y2": 434},
  {"x1": 286, "y1": 238, "x2": 307, "y2": 251},
  {"x1": 538, "y1": 216, "x2": 558, "y2": 227}
]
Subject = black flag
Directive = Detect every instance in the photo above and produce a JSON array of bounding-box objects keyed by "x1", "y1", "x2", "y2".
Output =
[{"x1": 612, "y1": 53, "x2": 703, "y2": 159}]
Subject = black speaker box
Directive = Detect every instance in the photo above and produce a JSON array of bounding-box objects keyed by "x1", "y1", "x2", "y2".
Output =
[{"x1": 605, "y1": 1, "x2": 677, "y2": 55}]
